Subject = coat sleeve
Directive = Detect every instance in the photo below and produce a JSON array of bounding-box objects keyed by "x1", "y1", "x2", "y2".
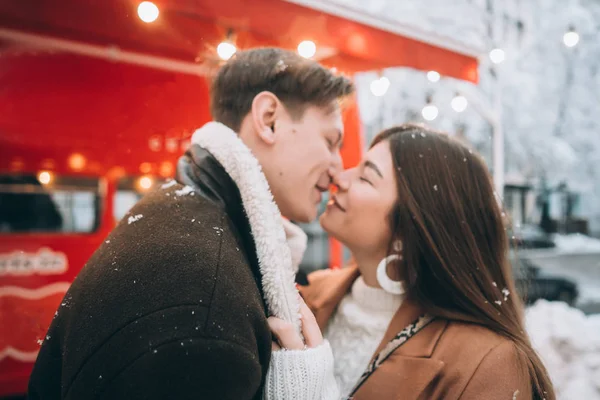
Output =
[
  {"x1": 458, "y1": 341, "x2": 533, "y2": 400},
  {"x1": 98, "y1": 337, "x2": 263, "y2": 400}
]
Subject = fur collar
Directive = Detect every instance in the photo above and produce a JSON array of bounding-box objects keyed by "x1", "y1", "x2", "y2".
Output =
[{"x1": 191, "y1": 122, "x2": 301, "y2": 333}]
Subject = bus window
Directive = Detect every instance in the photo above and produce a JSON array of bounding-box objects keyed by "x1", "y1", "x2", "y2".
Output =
[
  {"x1": 0, "y1": 174, "x2": 101, "y2": 233},
  {"x1": 114, "y1": 176, "x2": 165, "y2": 222}
]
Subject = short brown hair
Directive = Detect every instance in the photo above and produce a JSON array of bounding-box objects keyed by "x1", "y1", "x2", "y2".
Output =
[{"x1": 210, "y1": 47, "x2": 354, "y2": 132}]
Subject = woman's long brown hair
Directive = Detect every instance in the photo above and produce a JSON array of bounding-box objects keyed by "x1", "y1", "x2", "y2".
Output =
[{"x1": 372, "y1": 124, "x2": 554, "y2": 400}]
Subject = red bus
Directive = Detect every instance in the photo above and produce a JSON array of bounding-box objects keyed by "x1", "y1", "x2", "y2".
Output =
[{"x1": 0, "y1": 0, "x2": 478, "y2": 396}]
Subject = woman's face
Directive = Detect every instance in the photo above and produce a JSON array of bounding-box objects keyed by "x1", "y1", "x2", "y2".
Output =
[{"x1": 320, "y1": 140, "x2": 398, "y2": 257}]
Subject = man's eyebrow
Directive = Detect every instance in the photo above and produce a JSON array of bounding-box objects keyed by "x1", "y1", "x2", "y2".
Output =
[{"x1": 364, "y1": 160, "x2": 383, "y2": 178}]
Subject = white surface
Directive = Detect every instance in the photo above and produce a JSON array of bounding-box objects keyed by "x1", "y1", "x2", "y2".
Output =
[{"x1": 526, "y1": 300, "x2": 600, "y2": 399}]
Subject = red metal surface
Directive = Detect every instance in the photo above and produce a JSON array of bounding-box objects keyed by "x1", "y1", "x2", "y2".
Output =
[{"x1": 0, "y1": 0, "x2": 479, "y2": 81}]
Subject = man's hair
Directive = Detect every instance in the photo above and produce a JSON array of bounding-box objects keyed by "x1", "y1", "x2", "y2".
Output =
[{"x1": 210, "y1": 47, "x2": 355, "y2": 132}]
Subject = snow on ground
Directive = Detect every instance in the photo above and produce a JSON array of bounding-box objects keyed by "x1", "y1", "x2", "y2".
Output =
[
  {"x1": 526, "y1": 300, "x2": 600, "y2": 399},
  {"x1": 554, "y1": 233, "x2": 600, "y2": 254}
]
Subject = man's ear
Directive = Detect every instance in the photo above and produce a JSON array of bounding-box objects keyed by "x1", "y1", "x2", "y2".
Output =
[{"x1": 251, "y1": 91, "x2": 279, "y2": 145}]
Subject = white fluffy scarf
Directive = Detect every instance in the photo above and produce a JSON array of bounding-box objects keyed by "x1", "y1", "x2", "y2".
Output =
[{"x1": 191, "y1": 122, "x2": 301, "y2": 333}]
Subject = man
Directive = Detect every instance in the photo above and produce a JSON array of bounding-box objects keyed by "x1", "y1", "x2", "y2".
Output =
[{"x1": 28, "y1": 48, "x2": 354, "y2": 399}]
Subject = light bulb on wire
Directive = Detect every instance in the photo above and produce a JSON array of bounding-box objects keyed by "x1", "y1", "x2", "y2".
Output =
[
  {"x1": 422, "y1": 104, "x2": 439, "y2": 121},
  {"x1": 489, "y1": 48, "x2": 505, "y2": 64},
  {"x1": 370, "y1": 76, "x2": 390, "y2": 97},
  {"x1": 137, "y1": 1, "x2": 159, "y2": 23},
  {"x1": 451, "y1": 94, "x2": 468, "y2": 113},
  {"x1": 427, "y1": 70, "x2": 440, "y2": 82},
  {"x1": 297, "y1": 40, "x2": 317, "y2": 58},
  {"x1": 217, "y1": 41, "x2": 237, "y2": 60},
  {"x1": 563, "y1": 26, "x2": 579, "y2": 47}
]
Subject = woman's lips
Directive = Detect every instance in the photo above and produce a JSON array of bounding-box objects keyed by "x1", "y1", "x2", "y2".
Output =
[{"x1": 328, "y1": 194, "x2": 346, "y2": 212}]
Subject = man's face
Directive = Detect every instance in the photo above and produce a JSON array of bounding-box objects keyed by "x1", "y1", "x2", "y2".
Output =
[{"x1": 265, "y1": 102, "x2": 344, "y2": 223}]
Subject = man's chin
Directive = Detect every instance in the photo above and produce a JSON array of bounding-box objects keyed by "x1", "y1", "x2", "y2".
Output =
[{"x1": 282, "y1": 208, "x2": 315, "y2": 224}]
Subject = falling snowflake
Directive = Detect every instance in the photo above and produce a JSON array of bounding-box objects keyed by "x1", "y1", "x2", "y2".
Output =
[
  {"x1": 128, "y1": 214, "x2": 143, "y2": 224},
  {"x1": 433, "y1": 185, "x2": 438, "y2": 191},
  {"x1": 191, "y1": 219, "x2": 195, "y2": 222},
  {"x1": 492, "y1": 282, "x2": 498, "y2": 287},
  {"x1": 420, "y1": 132, "x2": 426, "y2": 138},
  {"x1": 502, "y1": 288, "x2": 510, "y2": 301},
  {"x1": 411, "y1": 133, "x2": 416, "y2": 139},
  {"x1": 274, "y1": 59, "x2": 288, "y2": 74},
  {"x1": 513, "y1": 390, "x2": 520, "y2": 400},
  {"x1": 46, "y1": 335, "x2": 51, "y2": 340},
  {"x1": 37, "y1": 339, "x2": 43, "y2": 345},
  {"x1": 419, "y1": 154, "x2": 424, "y2": 158},
  {"x1": 495, "y1": 300, "x2": 502, "y2": 306},
  {"x1": 162, "y1": 180, "x2": 177, "y2": 189},
  {"x1": 175, "y1": 186, "x2": 195, "y2": 196},
  {"x1": 105, "y1": 240, "x2": 110, "y2": 244},
  {"x1": 463, "y1": 158, "x2": 467, "y2": 162}
]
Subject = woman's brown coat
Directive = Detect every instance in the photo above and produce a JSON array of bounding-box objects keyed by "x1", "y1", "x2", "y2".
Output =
[{"x1": 299, "y1": 266, "x2": 533, "y2": 400}]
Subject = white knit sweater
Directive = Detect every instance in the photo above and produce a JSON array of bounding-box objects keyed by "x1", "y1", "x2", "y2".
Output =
[{"x1": 263, "y1": 277, "x2": 404, "y2": 399}]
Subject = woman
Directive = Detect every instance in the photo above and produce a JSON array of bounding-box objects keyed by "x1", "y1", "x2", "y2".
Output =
[{"x1": 264, "y1": 124, "x2": 555, "y2": 400}]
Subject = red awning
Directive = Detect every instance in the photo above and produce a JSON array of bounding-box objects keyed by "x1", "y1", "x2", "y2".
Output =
[{"x1": 0, "y1": 0, "x2": 479, "y2": 82}]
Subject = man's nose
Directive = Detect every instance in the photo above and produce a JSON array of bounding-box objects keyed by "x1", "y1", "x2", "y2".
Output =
[
  {"x1": 329, "y1": 168, "x2": 350, "y2": 192},
  {"x1": 331, "y1": 150, "x2": 343, "y2": 174}
]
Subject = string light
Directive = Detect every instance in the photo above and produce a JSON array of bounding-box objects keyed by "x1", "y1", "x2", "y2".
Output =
[
  {"x1": 297, "y1": 40, "x2": 316, "y2": 58},
  {"x1": 451, "y1": 94, "x2": 468, "y2": 113},
  {"x1": 137, "y1": 2, "x2": 159, "y2": 23},
  {"x1": 217, "y1": 41, "x2": 236, "y2": 60},
  {"x1": 138, "y1": 176, "x2": 153, "y2": 190},
  {"x1": 563, "y1": 26, "x2": 579, "y2": 47},
  {"x1": 489, "y1": 48, "x2": 505, "y2": 64},
  {"x1": 370, "y1": 76, "x2": 390, "y2": 97},
  {"x1": 427, "y1": 70, "x2": 440, "y2": 82},
  {"x1": 38, "y1": 171, "x2": 53, "y2": 185},
  {"x1": 422, "y1": 104, "x2": 439, "y2": 121}
]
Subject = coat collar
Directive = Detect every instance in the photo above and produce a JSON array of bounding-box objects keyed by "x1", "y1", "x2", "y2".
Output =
[
  {"x1": 301, "y1": 266, "x2": 450, "y2": 399},
  {"x1": 176, "y1": 143, "x2": 264, "y2": 306},
  {"x1": 190, "y1": 122, "x2": 301, "y2": 333}
]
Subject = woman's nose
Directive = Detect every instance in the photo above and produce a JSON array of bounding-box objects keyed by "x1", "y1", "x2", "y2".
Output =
[{"x1": 329, "y1": 169, "x2": 352, "y2": 192}]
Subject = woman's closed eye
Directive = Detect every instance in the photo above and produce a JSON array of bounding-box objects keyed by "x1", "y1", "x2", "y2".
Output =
[{"x1": 359, "y1": 176, "x2": 372, "y2": 185}]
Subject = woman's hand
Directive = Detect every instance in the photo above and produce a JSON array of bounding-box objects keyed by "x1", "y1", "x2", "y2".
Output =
[{"x1": 269, "y1": 297, "x2": 322, "y2": 351}]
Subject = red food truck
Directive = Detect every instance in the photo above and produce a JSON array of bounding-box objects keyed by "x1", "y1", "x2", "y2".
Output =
[{"x1": 0, "y1": 0, "x2": 479, "y2": 396}]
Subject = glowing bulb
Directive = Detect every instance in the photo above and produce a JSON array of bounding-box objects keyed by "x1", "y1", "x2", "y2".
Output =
[
  {"x1": 297, "y1": 40, "x2": 316, "y2": 58},
  {"x1": 137, "y1": 2, "x2": 159, "y2": 23},
  {"x1": 427, "y1": 70, "x2": 440, "y2": 82},
  {"x1": 68, "y1": 153, "x2": 86, "y2": 171},
  {"x1": 489, "y1": 48, "x2": 505, "y2": 64},
  {"x1": 139, "y1": 176, "x2": 153, "y2": 190},
  {"x1": 370, "y1": 76, "x2": 390, "y2": 97},
  {"x1": 422, "y1": 105, "x2": 439, "y2": 121},
  {"x1": 217, "y1": 41, "x2": 237, "y2": 60},
  {"x1": 451, "y1": 95, "x2": 468, "y2": 113},
  {"x1": 563, "y1": 30, "x2": 579, "y2": 47},
  {"x1": 38, "y1": 171, "x2": 52, "y2": 185}
]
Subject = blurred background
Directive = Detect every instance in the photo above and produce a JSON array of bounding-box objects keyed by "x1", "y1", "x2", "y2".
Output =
[{"x1": 0, "y1": 0, "x2": 599, "y2": 398}]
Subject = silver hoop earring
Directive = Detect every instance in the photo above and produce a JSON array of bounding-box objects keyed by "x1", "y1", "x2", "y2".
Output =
[{"x1": 376, "y1": 255, "x2": 405, "y2": 295}]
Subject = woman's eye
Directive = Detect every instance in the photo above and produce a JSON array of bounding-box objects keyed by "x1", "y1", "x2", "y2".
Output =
[{"x1": 359, "y1": 177, "x2": 371, "y2": 184}]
